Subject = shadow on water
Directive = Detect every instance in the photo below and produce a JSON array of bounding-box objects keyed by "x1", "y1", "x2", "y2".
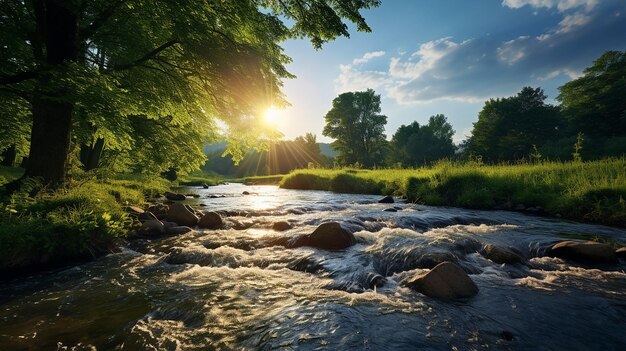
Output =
[{"x1": 1, "y1": 184, "x2": 625, "y2": 350}]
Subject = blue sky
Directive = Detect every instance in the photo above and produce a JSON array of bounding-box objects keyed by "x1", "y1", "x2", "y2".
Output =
[{"x1": 273, "y1": 0, "x2": 626, "y2": 143}]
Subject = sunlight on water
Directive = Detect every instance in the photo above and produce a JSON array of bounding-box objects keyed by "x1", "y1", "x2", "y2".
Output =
[{"x1": 1, "y1": 184, "x2": 625, "y2": 350}]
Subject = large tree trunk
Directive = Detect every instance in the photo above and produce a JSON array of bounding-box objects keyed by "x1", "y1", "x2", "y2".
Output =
[{"x1": 25, "y1": 0, "x2": 80, "y2": 186}]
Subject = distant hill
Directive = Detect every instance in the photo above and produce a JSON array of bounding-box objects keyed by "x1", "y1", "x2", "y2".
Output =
[{"x1": 318, "y1": 143, "x2": 338, "y2": 158}]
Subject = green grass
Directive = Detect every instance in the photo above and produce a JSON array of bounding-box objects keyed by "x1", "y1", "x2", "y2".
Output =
[
  {"x1": 178, "y1": 170, "x2": 223, "y2": 186},
  {"x1": 280, "y1": 159, "x2": 626, "y2": 226},
  {"x1": 0, "y1": 165, "x2": 24, "y2": 186},
  {"x1": 0, "y1": 171, "x2": 169, "y2": 277},
  {"x1": 228, "y1": 174, "x2": 286, "y2": 185}
]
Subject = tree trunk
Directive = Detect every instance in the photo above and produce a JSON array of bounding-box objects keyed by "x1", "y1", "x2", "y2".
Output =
[
  {"x1": 79, "y1": 137, "x2": 105, "y2": 171},
  {"x1": 0, "y1": 145, "x2": 16, "y2": 167},
  {"x1": 25, "y1": 0, "x2": 80, "y2": 186}
]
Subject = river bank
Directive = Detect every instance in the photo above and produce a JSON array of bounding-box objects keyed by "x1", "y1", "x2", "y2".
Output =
[
  {"x1": 0, "y1": 167, "x2": 170, "y2": 278},
  {"x1": 279, "y1": 159, "x2": 626, "y2": 227}
]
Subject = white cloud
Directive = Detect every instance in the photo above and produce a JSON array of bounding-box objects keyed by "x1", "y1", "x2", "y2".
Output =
[
  {"x1": 352, "y1": 51, "x2": 386, "y2": 65},
  {"x1": 335, "y1": 0, "x2": 625, "y2": 104},
  {"x1": 502, "y1": 0, "x2": 598, "y2": 12},
  {"x1": 335, "y1": 64, "x2": 389, "y2": 93}
]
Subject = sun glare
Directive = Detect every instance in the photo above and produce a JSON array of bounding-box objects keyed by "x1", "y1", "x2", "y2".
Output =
[{"x1": 264, "y1": 107, "x2": 280, "y2": 125}]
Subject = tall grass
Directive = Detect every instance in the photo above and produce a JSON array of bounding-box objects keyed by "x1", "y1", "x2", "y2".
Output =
[{"x1": 280, "y1": 159, "x2": 626, "y2": 226}]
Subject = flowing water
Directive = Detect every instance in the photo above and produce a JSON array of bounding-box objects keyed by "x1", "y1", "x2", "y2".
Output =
[{"x1": 1, "y1": 184, "x2": 626, "y2": 350}]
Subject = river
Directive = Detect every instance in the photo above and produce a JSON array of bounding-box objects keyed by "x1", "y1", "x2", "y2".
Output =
[{"x1": 1, "y1": 184, "x2": 625, "y2": 350}]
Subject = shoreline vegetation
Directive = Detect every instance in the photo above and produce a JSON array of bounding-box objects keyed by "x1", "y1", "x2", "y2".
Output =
[{"x1": 278, "y1": 159, "x2": 626, "y2": 226}]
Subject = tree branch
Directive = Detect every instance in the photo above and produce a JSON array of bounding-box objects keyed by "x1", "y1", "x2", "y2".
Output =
[{"x1": 107, "y1": 39, "x2": 180, "y2": 71}]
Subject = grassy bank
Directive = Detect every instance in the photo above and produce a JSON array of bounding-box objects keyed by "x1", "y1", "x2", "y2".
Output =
[
  {"x1": 0, "y1": 169, "x2": 169, "y2": 278},
  {"x1": 280, "y1": 159, "x2": 626, "y2": 226},
  {"x1": 229, "y1": 174, "x2": 285, "y2": 185}
]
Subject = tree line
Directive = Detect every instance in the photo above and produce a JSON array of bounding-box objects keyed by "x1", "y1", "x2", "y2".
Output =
[{"x1": 320, "y1": 50, "x2": 626, "y2": 168}]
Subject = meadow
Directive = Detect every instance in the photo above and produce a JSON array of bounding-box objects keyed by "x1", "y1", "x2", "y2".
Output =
[{"x1": 280, "y1": 159, "x2": 626, "y2": 226}]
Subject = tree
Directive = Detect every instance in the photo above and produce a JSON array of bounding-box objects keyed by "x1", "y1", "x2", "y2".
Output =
[
  {"x1": 0, "y1": 0, "x2": 380, "y2": 186},
  {"x1": 558, "y1": 50, "x2": 626, "y2": 137},
  {"x1": 468, "y1": 87, "x2": 563, "y2": 161},
  {"x1": 323, "y1": 89, "x2": 388, "y2": 167},
  {"x1": 390, "y1": 114, "x2": 455, "y2": 166}
]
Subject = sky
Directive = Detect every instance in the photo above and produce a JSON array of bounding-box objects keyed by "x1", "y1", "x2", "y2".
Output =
[{"x1": 271, "y1": 0, "x2": 626, "y2": 143}]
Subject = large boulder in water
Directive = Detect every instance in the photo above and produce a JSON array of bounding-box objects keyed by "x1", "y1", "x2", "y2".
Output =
[
  {"x1": 401, "y1": 262, "x2": 479, "y2": 301},
  {"x1": 548, "y1": 241, "x2": 617, "y2": 264},
  {"x1": 198, "y1": 211, "x2": 223, "y2": 229},
  {"x1": 294, "y1": 222, "x2": 356, "y2": 250},
  {"x1": 167, "y1": 203, "x2": 199, "y2": 227},
  {"x1": 139, "y1": 219, "x2": 166, "y2": 236},
  {"x1": 378, "y1": 195, "x2": 394, "y2": 204},
  {"x1": 481, "y1": 244, "x2": 524, "y2": 264}
]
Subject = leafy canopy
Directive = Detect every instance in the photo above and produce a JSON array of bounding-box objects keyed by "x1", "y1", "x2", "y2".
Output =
[
  {"x1": 0, "y1": 0, "x2": 380, "y2": 173},
  {"x1": 323, "y1": 89, "x2": 387, "y2": 167}
]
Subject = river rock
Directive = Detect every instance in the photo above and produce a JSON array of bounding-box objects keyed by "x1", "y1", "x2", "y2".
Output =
[
  {"x1": 616, "y1": 247, "x2": 626, "y2": 259},
  {"x1": 140, "y1": 219, "x2": 166, "y2": 235},
  {"x1": 165, "y1": 192, "x2": 186, "y2": 201},
  {"x1": 272, "y1": 221, "x2": 292, "y2": 231},
  {"x1": 401, "y1": 262, "x2": 479, "y2": 301},
  {"x1": 481, "y1": 244, "x2": 524, "y2": 264},
  {"x1": 198, "y1": 211, "x2": 223, "y2": 229},
  {"x1": 378, "y1": 195, "x2": 394, "y2": 204},
  {"x1": 138, "y1": 211, "x2": 158, "y2": 221},
  {"x1": 147, "y1": 204, "x2": 169, "y2": 217},
  {"x1": 294, "y1": 222, "x2": 356, "y2": 250},
  {"x1": 383, "y1": 208, "x2": 397, "y2": 212},
  {"x1": 167, "y1": 203, "x2": 199, "y2": 227},
  {"x1": 242, "y1": 191, "x2": 250, "y2": 195},
  {"x1": 166, "y1": 226, "x2": 193, "y2": 235},
  {"x1": 202, "y1": 183, "x2": 209, "y2": 189},
  {"x1": 416, "y1": 252, "x2": 458, "y2": 268},
  {"x1": 548, "y1": 241, "x2": 617, "y2": 264}
]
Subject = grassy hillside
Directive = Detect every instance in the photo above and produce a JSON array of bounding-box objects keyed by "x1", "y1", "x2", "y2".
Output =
[{"x1": 280, "y1": 159, "x2": 626, "y2": 226}]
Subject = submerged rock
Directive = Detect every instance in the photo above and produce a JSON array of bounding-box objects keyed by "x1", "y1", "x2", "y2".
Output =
[
  {"x1": 416, "y1": 252, "x2": 458, "y2": 269},
  {"x1": 401, "y1": 262, "x2": 479, "y2": 301},
  {"x1": 165, "y1": 192, "x2": 186, "y2": 201},
  {"x1": 383, "y1": 208, "x2": 397, "y2": 212},
  {"x1": 272, "y1": 221, "x2": 292, "y2": 231},
  {"x1": 294, "y1": 222, "x2": 356, "y2": 250},
  {"x1": 616, "y1": 247, "x2": 626, "y2": 259},
  {"x1": 548, "y1": 241, "x2": 617, "y2": 264},
  {"x1": 481, "y1": 244, "x2": 524, "y2": 264},
  {"x1": 378, "y1": 195, "x2": 394, "y2": 204},
  {"x1": 167, "y1": 203, "x2": 199, "y2": 227},
  {"x1": 198, "y1": 211, "x2": 223, "y2": 229}
]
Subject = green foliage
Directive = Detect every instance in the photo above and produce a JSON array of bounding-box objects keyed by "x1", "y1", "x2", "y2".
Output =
[
  {"x1": 1, "y1": 0, "x2": 379, "y2": 182},
  {"x1": 280, "y1": 159, "x2": 626, "y2": 226},
  {"x1": 390, "y1": 114, "x2": 456, "y2": 166},
  {"x1": 468, "y1": 87, "x2": 563, "y2": 162},
  {"x1": 0, "y1": 171, "x2": 169, "y2": 273},
  {"x1": 558, "y1": 51, "x2": 626, "y2": 137},
  {"x1": 572, "y1": 132, "x2": 584, "y2": 162},
  {"x1": 323, "y1": 89, "x2": 388, "y2": 167}
]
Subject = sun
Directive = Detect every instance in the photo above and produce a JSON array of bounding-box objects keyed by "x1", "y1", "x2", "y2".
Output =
[{"x1": 263, "y1": 107, "x2": 280, "y2": 125}]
